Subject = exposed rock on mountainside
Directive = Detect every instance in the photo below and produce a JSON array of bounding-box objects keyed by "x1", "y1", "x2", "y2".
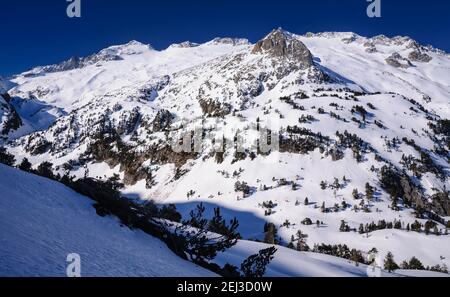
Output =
[
  {"x1": 152, "y1": 109, "x2": 174, "y2": 132},
  {"x1": 169, "y1": 41, "x2": 200, "y2": 48},
  {"x1": 27, "y1": 54, "x2": 122, "y2": 75},
  {"x1": 210, "y1": 37, "x2": 250, "y2": 46},
  {"x1": 431, "y1": 191, "x2": 450, "y2": 216},
  {"x1": 386, "y1": 52, "x2": 413, "y2": 68},
  {"x1": 252, "y1": 28, "x2": 313, "y2": 69},
  {"x1": 409, "y1": 50, "x2": 433, "y2": 63},
  {"x1": 199, "y1": 98, "x2": 232, "y2": 118}
]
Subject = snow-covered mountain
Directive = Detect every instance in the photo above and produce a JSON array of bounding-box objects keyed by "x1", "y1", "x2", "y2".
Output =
[{"x1": 2, "y1": 28, "x2": 450, "y2": 275}]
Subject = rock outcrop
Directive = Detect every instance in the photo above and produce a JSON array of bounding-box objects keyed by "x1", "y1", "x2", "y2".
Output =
[
  {"x1": 430, "y1": 191, "x2": 450, "y2": 216},
  {"x1": 408, "y1": 50, "x2": 433, "y2": 63},
  {"x1": 386, "y1": 52, "x2": 413, "y2": 68},
  {"x1": 152, "y1": 109, "x2": 174, "y2": 132},
  {"x1": 252, "y1": 28, "x2": 313, "y2": 69}
]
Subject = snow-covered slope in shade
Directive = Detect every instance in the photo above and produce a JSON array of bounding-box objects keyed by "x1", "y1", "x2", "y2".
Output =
[{"x1": 0, "y1": 164, "x2": 214, "y2": 277}]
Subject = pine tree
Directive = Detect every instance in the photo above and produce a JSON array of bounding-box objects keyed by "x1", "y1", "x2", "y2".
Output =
[
  {"x1": 186, "y1": 203, "x2": 208, "y2": 229},
  {"x1": 282, "y1": 219, "x2": 291, "y2": 228},
  {"x1": 0, "y1": 147, "x2": 15, "y2": 166},
  {"x1": 107, "y1": 174, "x2": 124, "y2": 191},
  {"x1": 208, "y1": 207, "x2": 229, "y2": 235},
  {"x1": 384, "y1": 252, "x2": 399, "y2": 272},
  {"x1": 411, "y1": 220, "x2": 422, "y2": 232},
  {"x1": 304, "y1": 197, "x2": 309, "y2": 205},
  {"x1": 159, "y1": 204, "x2": 182, "y2": 223},
  {"x1": 296, "y1": 230, "x2": 309, "y2": 251},
  {"x1": 365, "y1": 182, "x2": 374, "y2": 201},
  {"x1": 339, "y1": 220, "x2": 350, "y2": 232},
  {"x1": 240, "y1": 247, "x2": 277, "y2": 277},
  {"x1": 175, "y1": 203, "x2": 240, "y2": 263},
  {"x1": 263, "y1": 223, "x2": 278, "y2": 244},
  {"x1": 358, "y1": 224, "x2": 364, "y2": 234},
  {"x1": 391, "y1": 196, "x2": 399, "y2": 211},
  {"x1": 424, "y1": 220, "x2": 437, "y2": 235},
  {"x1": 352, "y1": 189, "x2": 359, "y2": 200},
  {"x1": 37, "y1": 161, "x2": 54, "y2": 179},
  {"x1": 332, "y1": 178, "x2": 340, "y2": 189},
  {"x1": 321, "y1": 202, "x2": 326, "y2": 213},
  {"x1": 18, "y1": 158, "x2": 32, "y2": 172},
  {"x1": 407, "y1": 257, "x2": 425, "y2": 270}
]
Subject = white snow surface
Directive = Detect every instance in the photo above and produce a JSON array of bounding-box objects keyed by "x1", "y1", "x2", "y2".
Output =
[
  {"x1": 216, "y1": 240, "x2": 447, "y2": 277},
  {"x1": 0, "y1": 164, "x2": 214, "y2": 277}
]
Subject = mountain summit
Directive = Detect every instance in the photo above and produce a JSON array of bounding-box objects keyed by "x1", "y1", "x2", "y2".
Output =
[{"x1": 252, "y1": 28, "x2": 313, "y2": 68}]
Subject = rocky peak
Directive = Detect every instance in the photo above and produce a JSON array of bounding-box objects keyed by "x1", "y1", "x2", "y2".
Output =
[
  {"x1": 209, "y1": 37, "x2": 250, "y2": 46},
  {"x1": 100, "y1": 40, "x2": 153, "y2": 56},
  {"x1": 252, "y1": 28, "x2": 313, "y2": 69},
  {"x1": 169, "y1": 41, "x2": 200, "y2": 49}
]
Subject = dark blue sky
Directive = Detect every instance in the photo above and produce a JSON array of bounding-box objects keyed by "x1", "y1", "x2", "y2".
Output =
[{"x1": 1, "y1": 0, "x2": 449, "y2": 76}]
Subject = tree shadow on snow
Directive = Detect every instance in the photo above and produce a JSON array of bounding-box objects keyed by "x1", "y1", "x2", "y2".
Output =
[{"x1": 168, "y1": 200, "x2": 270, "y2": 242}]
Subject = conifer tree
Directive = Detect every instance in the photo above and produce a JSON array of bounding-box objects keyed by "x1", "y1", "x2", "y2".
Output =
[
  {"x1": 352, "y1": 188, "x2": 359, "y2": 200},
  {"x1": 0, "y1": 147, "x2": 15, "y2": 166},
  {"x1": 339, "y1": 220, "x2": 350, "y2": 232},
  {"x1": 358, "y1": 224, "x2": 364, "y2": 234},
  {"x1": 384, "y1": 252, "x2": 399, "y2": 272},
  {"x1": 240, "y1": 247, "x2": 277, "y2": 277},
  {"x1": 321, "y1": 202, "x2": 326, "y2": 213},
  {"x1": 365, "y1": 182, "x2": 374, "y2": 201},
  {"x1": 263, "y1": 223, "x2": 278, "y2": 244},
  {"x1": 18, "y1": 158, "x2": 32, "y2": 172}
]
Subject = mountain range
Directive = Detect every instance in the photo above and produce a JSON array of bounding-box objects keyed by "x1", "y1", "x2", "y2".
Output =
[{"x1": 1, "y1": 28, "x2": 449, "y2": 276}]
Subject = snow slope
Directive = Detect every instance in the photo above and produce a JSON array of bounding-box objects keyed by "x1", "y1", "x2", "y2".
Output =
[
  {"x1": 0, "y1": 164, "x2": 214, "y2": 277},
  {"x1": 216, "y1": 240, "x2": 447, "y2": 277},
  {"x1": 2, "y1": 164, "x2": 445, "y2": 277}
]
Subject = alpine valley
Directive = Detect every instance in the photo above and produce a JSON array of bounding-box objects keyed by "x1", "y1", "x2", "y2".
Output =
[{"x1": 1, "y1": 28, "x2": 449, "y2": 276}]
